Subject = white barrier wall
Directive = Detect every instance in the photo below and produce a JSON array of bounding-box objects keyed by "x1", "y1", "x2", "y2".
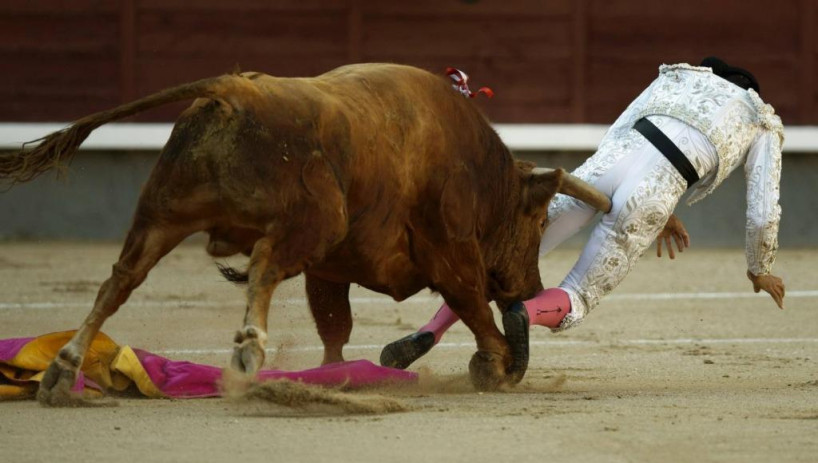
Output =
[
  {"x1": 3, "y1": 123, "x2": 818, "y2": 152},
  {"x1": 1, "y1": 124, "x2": 817, "y2": 246}
]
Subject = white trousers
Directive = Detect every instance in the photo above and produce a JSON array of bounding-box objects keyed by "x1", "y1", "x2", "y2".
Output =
[{"x1": 540, "y1": 127, "x2": 690, "y2": 330}]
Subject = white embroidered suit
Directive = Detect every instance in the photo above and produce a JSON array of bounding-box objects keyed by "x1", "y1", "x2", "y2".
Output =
[{"x1": 541, "y1": 63, "x2": 784, "y2": 330}]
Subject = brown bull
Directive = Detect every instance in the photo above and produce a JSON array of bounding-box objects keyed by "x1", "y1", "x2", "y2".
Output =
[{"x1": 0, "y1": 63, "x2": 610, "y2": 404}]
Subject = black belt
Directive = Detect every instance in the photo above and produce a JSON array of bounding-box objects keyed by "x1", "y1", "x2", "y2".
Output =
[{"x1": 633, "y1": 117, "x2": 699, "y2": 189}]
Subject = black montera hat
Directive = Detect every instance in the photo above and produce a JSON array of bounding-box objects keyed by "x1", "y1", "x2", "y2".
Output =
[{"x1": 700, "y1": 57, "x2": 760, "y2": 94}]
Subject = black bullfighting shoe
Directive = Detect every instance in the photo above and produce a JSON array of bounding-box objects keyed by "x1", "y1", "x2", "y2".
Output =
[
  {"x1": 502, "y1": 301, "x2": 530, "y2": 384},
  {"x1": 379, "y1": 331, "x2": 436, "y2": 369}
]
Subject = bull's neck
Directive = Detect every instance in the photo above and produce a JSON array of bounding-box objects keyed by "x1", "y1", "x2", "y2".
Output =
[{"x1": 477, "y1": 154, "x2": 522, "y2": 260}]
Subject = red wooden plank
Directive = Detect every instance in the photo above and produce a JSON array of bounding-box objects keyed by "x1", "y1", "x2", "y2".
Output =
[
  {"x1": 120, "y1": 0, "x2": 136, "y2": 103},
  {"x1": 589, "y1": 0, "x2": 799, "y2": 20},
  {"x1": 137, "y1": 0, "x2": 348, "y2": 12},
  {"x1": 590, "y1": 24, "x2": 798, "y2": 54},
  {"x1": 0, "y1": 53, "x2": 118, "y2": 85},
  {"x1": 802, "y1": 0, "x2": 816, "y2": 124},
  {"x1": 0, "y1": 0, "x2": 118, "y2": 14},
  {"x1": 348, "y1": 0, "x2": 362, "y2": 62},
  {"x1": 587, "y1": 0, "x2": 801, "y2": 61},
  {"x1": 571, "y1": 0, "x2": 587, "y2": 122},
  {"x1": 0, "y1": 15, "x2": 119, "y2": 54},
  {"x1": 362, "y1": 18, "x2": 572, "y2": 59},
  {"x1": 0, "y1": 0, "x2": 815, "y2": 125},
  {"x1": 0, "y1": 52, "x2": 119, "y2": 122},
  {"x1": 363, "y1": 1, "x2": 572, "y2": 17},
  {"x1": 136, "y1": 10, "x2": 348, "y2": 57},
  {"x1": 801, "y1": 6, "x2": 818, "y2": 125}
]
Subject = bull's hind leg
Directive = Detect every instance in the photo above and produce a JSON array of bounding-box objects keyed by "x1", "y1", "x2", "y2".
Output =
[
  {"x1": 231, "y1": 237, "x2": 283, "y2": 374},
  {"x1": 37, "y1": 221, "x2": 195, "y2": 406},
  {"x1": 230, "y1": 237, "x2": 345, "y2": 373},
  {"x1": 231, "y1": 152, "x2": 348, "y2": 374},
  {"x1": 305, "y1": 275, "x2": 352, "y2": 365}
]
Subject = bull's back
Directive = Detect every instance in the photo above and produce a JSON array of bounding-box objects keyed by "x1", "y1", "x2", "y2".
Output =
[{"x1": 143, "y1": 64, "x2": 506, "y2": 296}]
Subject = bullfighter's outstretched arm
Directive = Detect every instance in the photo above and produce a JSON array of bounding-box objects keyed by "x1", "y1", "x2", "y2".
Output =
[{"x1": 744, "y1": 128, "x2": 785, "y2": 308}]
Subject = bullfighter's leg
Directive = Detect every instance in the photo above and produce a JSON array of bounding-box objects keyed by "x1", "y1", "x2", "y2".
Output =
[
  {"x1": 380, "y1": 290, "x2": 569, "y2": 371},
  {"x1": 379, "y1": 304, "x2": 451, "y2": 369},
  {"x1": 305, "y1": 275, "x2": 352, "y2": 365},
  {"x1": 555, "y1": 147, "x2": 688, "y2": 330},
  {"x1": 37, "y1": 221, "x2": 194, "y2": 406}
]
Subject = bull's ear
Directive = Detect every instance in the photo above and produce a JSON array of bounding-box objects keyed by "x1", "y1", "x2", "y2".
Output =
[
  {"x1": 523, "y1": 168, "x2": 563, "y2": 215},
  {"x1": 514, "y1": 159, "x2": 537, "y2": 173}
]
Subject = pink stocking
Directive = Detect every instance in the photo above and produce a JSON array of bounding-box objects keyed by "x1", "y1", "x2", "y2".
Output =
[
  {"x1": 417, "y1": 288, "x2": 571, "y2": 343},
  {"x1": 418, "y1": 303, "x2": 460, "y2": 344},
  {"x1": 523, "y1": 288, "x2": 571, "y2": 329}
]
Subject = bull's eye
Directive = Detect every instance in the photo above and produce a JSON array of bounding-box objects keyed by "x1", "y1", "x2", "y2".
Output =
[{"x1": 539, "y1": 217, "x2": 547, "y2": 231}]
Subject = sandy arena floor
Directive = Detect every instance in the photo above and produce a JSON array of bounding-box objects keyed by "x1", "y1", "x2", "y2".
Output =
[{"x1": 0, "y1": 241, "x2": 816, "y2": 463}]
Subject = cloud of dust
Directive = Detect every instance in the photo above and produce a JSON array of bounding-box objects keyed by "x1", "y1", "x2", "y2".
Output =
[
  {"x1": 517, "y1": 373, "x2": 567, "y2": 393},
  {"x1": 381, "y1": 367, "x2": 568, "y2": 395},
  {"x1": 266, "y1": 336, "x2": 300, "y2": 370},
  {"x1": 221, "y1": 369, "x2": 410, "y2": 415}
]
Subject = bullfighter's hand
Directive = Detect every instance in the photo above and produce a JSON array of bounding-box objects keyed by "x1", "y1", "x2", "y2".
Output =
[
  {"x1": 747, "y1": 270, "x2": 786, "y2": 309},
  {"x1": 656, "y1": 214, "x2": 690, "y2": 259}
]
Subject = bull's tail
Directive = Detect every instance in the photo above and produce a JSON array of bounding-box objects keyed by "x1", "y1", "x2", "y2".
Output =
[
  {"x1": 0, "y1": 75, "x2": 241, "y2": 186},
  {"x1": 216, "y1": 262, "x2": 249, "y2": 285}
]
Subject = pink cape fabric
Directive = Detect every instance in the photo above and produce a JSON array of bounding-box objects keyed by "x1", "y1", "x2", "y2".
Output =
[
  {"x1": 131, "y1": 348, "x2": 417, "y2": 398},
  {"x1": 0, "y1": 332, "x2": 417, "y2": 399}
]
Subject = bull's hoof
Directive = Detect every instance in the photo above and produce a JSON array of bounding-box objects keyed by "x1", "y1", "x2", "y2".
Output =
[
  {"x1": 37, "y1": 353, "x2": 114, "y2": 407},
  {"x1": 379, "y1": 331, "x2": 435, "y2": 369},
  {"x1": 231, "y1": 338, "x2": 265, "y2": 375},
  {"x1": 37, "y1": 358, "x2": 79, "y2": 406},
  {"x1": 502, "y1": 301, "x2": 530, "y2": 385},
  {"x1": 468, "y1": 351, "x2": 507, "y2": 391},
  {"x1": 231, "y1": 326, "x2": 267, "y2": 375}
]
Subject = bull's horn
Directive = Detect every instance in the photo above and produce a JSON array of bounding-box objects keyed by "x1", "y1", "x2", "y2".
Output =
[{"x1": 533, "y1": 167, "x2": 612, "y2": 213}]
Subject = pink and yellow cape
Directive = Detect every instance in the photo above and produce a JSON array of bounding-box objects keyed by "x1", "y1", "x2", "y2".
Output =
[{"x1": 0, "y1": 331, "x2": 417, "y2": 400}]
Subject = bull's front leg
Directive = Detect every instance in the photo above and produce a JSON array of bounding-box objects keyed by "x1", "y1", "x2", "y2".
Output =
[
  {"x1": 442, "y1": 289, "x2": 511, "y2": 391},
  {"x1": 427, "y1": 244, "x2": 511, "y2": 390},
  {"x1": 412, "y1": 227, "x2": 512, "y2": 390}
]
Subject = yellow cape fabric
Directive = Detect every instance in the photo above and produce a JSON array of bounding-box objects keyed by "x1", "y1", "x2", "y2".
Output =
[
  {"x1": 110, "y1": 346, "x2": 164, "y2": 398},
  {"x1": 0, "y1": 331, "x2": 162, "y2": 400}
]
